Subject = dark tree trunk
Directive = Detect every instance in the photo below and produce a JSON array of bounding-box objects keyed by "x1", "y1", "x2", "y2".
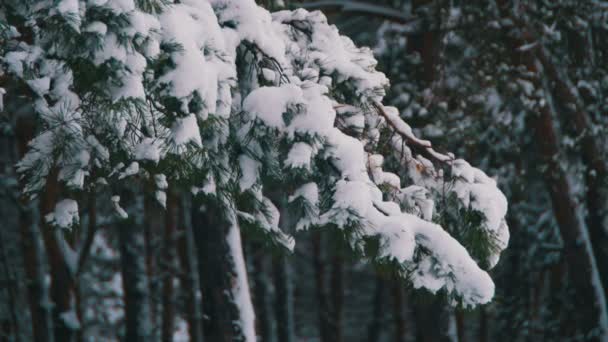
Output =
[
  {"x1": 252, "y1": 245, "x2": 272, "y2": 342},
  {"x1": 367, "y1": 273, "x2": 385, "y2": 342},
  {"x1": 312, "y1": 231, "x2": 331, "y2": 342},
  {"x1": 15, "y1": 115, "x2": 54, "y2": 342},
  {"x1": 329, "y1": 248, "x2": 343, "y2": 342},
  {"x1": 273, "y1": 253, "x2": 295, "y2": 342},
  {"x1": 479, "y1": 306, "x2": 487, "y2": 342},
  {"x1": 118, "y1": 190, "x2": 152, "y2": 341},
  {"x1": 161, "y1": 188, "x2": 178, "y2": 342},
  {"x1": 191, "y1": 197, "x2": 248, "y2": 342},
  {"x1": 392, "y1": 277, "x2": 405, "y2": 342},
  {"x1": 0, "y1": 227, "x2": 21, "y2": 341},
  {"x1": 178, "y1": 195, "x2": 204, "y2": 342}
]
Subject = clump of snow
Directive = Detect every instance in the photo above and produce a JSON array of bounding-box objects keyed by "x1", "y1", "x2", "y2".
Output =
[
  {"x1": 46, "y1": 199, "x2": 79, "y2": 229},
  {"x1": 111, "y1": 196, "x2": 128, "y2": 219},
  {"x1": 134, "y1": 138, "x2": 163, "y2": 163},
  {"x1": 171, "y1": 114, "x2": 202, "y2": 148}
]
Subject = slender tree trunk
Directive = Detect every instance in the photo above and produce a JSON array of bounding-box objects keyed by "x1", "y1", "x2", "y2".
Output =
[
  {"x1": 192, "y1": 198, "x2": 256, "y2": 342},
  {"x1": 252, "y1": 244, "x2": 272, "y2": 342},
  {"x1": 392, "y1": 276, "x2": 405, "y2": 342},
  {"x1": 273, "y1": 253, "x2": 295, "y2": 342},
  {"x1": 455, "y1": 309, "x2": 464, "y2": 342},
  {"x1": 118, "y1": 190, "x2": 152, "y2": 341},
  {"x1": 161, "y1": 188, "x2": 178, "y2": 342},
  {"x1": 144, "y1": 188, "x2": 162, "y2": 338},
  {"x1": 178, "y1": 195, "x2": 204, "y2": 342},
  {"x1": 329, "y1": 247, "x2": 343, "y2": 342},
  {"x1": 479, "y1": 306, "x2": 488, "y2": 342},
  {"x1": 15, "y1": 115, "x2": 54, "y2": 342},
  {"x1": 312, "y1": 231, "x2": 331, "y2": 342},
  {"x1": 413, "y1": 296, "x2": 446, "y2": 342},
  {"x1": 0, "y1": 228, "x2": 21, "y2": 341},
  {"x1": 367, "y1": 273, "x2": 385, "y2": 342}
]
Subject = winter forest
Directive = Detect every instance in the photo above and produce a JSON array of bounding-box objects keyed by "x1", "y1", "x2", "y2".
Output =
[{"x1": 0, "y1": 0, "x2": 607, "y2": 341}]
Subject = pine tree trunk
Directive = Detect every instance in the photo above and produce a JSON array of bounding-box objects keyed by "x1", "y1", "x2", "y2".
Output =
[
  {"x1": 392, "y1": 277, "x2": 405, "y2": 342},
  {"x1": 161, "y1": 188, "x2": 178, "y2": 342},
  {"x1": 329, "y1": 248, "x2": 343, "y2": 342},
  {"x1": 118, "y1": 190, "x2": 152, "y2": 341},
  {"x1": 413, "y1": 296, "x2": 446, "y2": 342},
  {"x1": 144, "y1": 188, "x2": 162, "y2": 338},
  {"x1": 192, "y1": 198, "x2": 255, "y2": 342},
  {"x1": 178, "y1": 195, "x2": 204, "y2": 342},
  {"x1": 0, "y1": 226, "x2": 21, "y2": 341},
  {"x1": 367, "y1": 273, "x2": 385, "y2": 342},
  {"x1": 15, "y1": 115, "x2": 54, "y2": 342},
  {"x1": 273, "y1": 254, "x2": 295, "y2": 342},
  {"x1": 312, "y1": 231, "x2": 331, "y2": 342},
  {"x1": 479, "y1": 306, "x2": 488, "y2": 342},
  {"x1": 252, "y1": 245, "x2": 272, "y2": 342}
]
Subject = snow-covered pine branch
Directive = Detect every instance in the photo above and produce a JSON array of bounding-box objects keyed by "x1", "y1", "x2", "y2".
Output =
[{"x1": 2, "y1": 0, "x2": 508, "y2": 312}]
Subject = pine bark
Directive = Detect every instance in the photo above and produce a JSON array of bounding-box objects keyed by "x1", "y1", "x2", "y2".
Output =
[
  {"x1": 311, "y1": 231, "x2": 331, "y2": 342},
  {"x1": 118, "y1": 190, "x2": 152, "y2": 341},
  {"x1": 329, "y1": 248, "x2": 343, "y2": 342},
  {"x1": 161, "y1": 188, "x2": 178, "y2": 342},
  {"x1": 192, "y1": 198, "x2": 253, "y2": 341},
  {"x1": 367, "y1": 273, "x2": 385, "y2": 342},
  {"x1": 178, "y1": 195, "x2": 204, "y2": 342},
  {"x1": 392, "y1": 277, "x2": 405, "y2": 342},
  {"x1": 15, "y1": 115, "x2": 54, "y2": 342},
  {"x1": 252, "y1": 245, "x2": 272, "y2": 342}
]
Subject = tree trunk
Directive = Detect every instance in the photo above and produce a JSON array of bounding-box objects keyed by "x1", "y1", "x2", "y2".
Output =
[
  {"x1": 273, "y1": 253, "x2": 295, "y2": 342},
  {"x1": 178, "y1": 195, "x2": 204, "y2": 342},
  {"x1": 312, "y1": 231, "x2": 331, "y2": 342},
  {"x1": 367, "y1": 273, "x2": 385, "y2": 342},
  {"x1": 161, "y1": 188, "x2": 178, "y2": 342},
  {"x1": 118, "y1": 190, "x2": 152, "y2": 341},
  {"x1": 252, "y1": 244, "x2": 272, "y2": 342},
  {"x1": 15, "y1": 115, "x2": 54, "y2": 342},
  {"x1": 392, "y1": 276, "x2": 405, "y2": 342},
  {"x1": 329, "y1": 247, "x2": 343, "y2": 342},
  {"x1": 39, "y1": 169, "x2": 79, "y2": 342},
  {"x1": 192, "y1": 197, "x2": 256, "y2": 342}
]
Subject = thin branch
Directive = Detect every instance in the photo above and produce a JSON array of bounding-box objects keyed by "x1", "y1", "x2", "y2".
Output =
[
  {"x1": 370, "y1": 100, "x2": 453, "y2": 164},
  {"x1": 296, "y1": 1, "x2": 418, "y2": 25}
]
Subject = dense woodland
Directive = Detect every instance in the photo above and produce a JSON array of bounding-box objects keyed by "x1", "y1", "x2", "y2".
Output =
[{"x1": 0, "y1": 0, "x2": 607, "y2": 341}]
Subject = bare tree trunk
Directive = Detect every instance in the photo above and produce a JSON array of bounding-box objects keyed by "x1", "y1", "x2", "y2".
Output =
[
  {"x1": 192, "y1": 197, "x2": 255, "y2": 341},
  {"x1": 367, "y1": 273, "x2": 385, "y2": 342},
  {"x1": 273, "y1": 253, "x2": 295, "y2": 342},
  {"x1": 178, "y1": 195, "x2": 204, "y2": 342},
  {"x1": 329, "y1": 247, "x2": 343, "y2": 342},
  {"x1": 312, "y1": 231, "x2": 331, "y2": 342},
  {"x1": 0, "y1": 227, "x2": 21, "y2": 341},
  {"x1": 252, "y1": 244, "x2": 272, "y2": 342},
  {"x1": 161, "y1": 188, "x2": 178, "y2": 342},
  {"x1": 15, "y1": 115, "x2": 54, "y2": 342},
  {"x1": 118, "y1": 190, "x2": 152, "y2": 341},
  {"x1": 144, "y1": 187, "x2": 162, "y2": 338},
  {"x1": 479, "y1": 306, "x2": 488, "y2": 342},
  {"x1": 392, "y1": 276, "x2": 405, "y2": 342}
]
